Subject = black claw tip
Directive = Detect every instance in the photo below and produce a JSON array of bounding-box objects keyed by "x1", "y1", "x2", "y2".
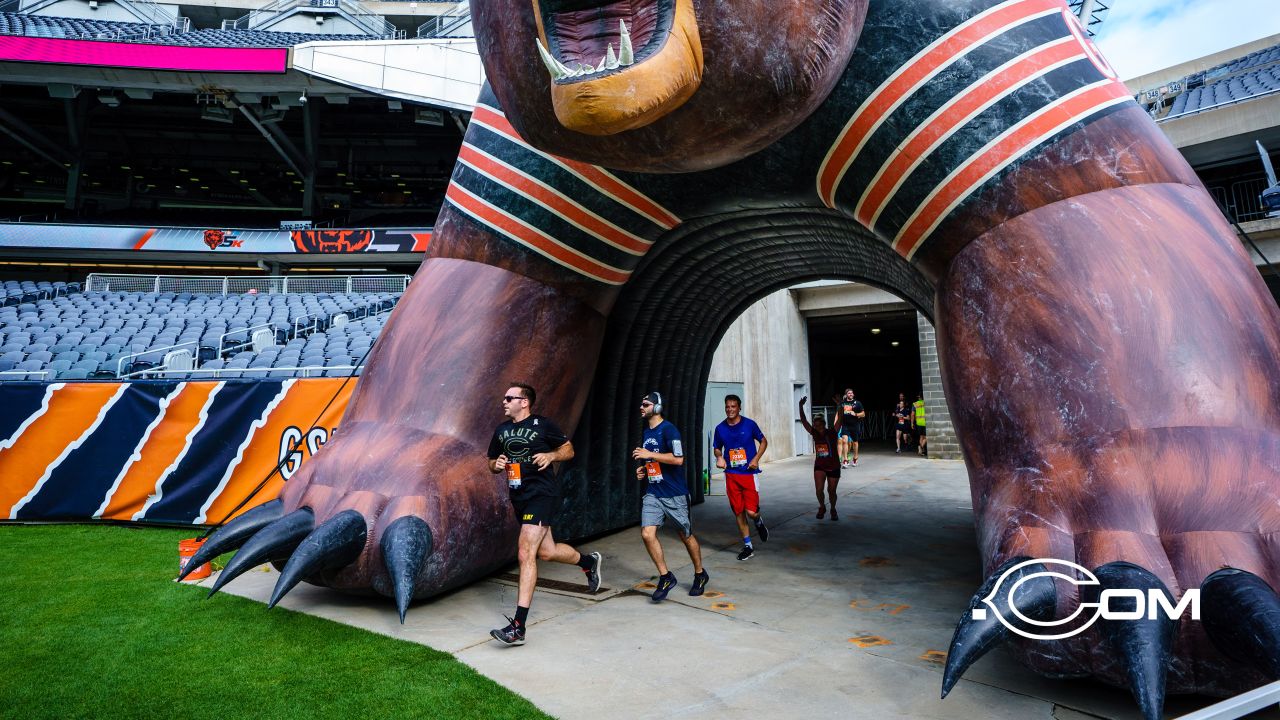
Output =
[
  {"x1": 206, "y1": 508, "x2": 314, "y2": 597},
  {"x1": 1201, "y1": 567, "x2": 1280, "y2": 679},
  {"x1": 179, "y1": 499, "x2": 284, "y2": 581},
  {"x1": 941, "y1": 557, "x2": 1056, "y2": 699},
  {"x1": 267, "y1": 510, "x2": 368, "y2": 609},
  {"x1": 381, "y1": 516, "x2": 433, "y2": 624},
  {"x1": 1089, "y1": 562, "x2": 1175, "y2": 720}
]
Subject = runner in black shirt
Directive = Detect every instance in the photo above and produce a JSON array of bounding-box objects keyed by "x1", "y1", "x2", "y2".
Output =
[
  {"x1": 487, "y1": 382, "x2": 602, "y2": 646},
  {"x1": 836, "y1": 388, "x2": 866, "y2": 468}
]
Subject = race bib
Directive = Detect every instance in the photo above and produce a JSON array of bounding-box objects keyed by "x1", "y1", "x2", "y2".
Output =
[
  {"x1": 816, "y1": 443, "x2": 829, "y2": 458},
  {"x1": 645, "y1": 461, "x2": 664, "y2": 483},
  {"x1": 506, "y1": 462, "x2": 522, "y2": 489},
  {"x1": 728, "y1": 448, "x2": 748, "y2": 468}
]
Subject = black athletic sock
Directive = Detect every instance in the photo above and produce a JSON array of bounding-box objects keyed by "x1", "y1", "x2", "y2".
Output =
[
  {"x1": 514, "y1": 605, "x2": 529, "y2": 626},
  {"x1": 576, "y1": 552, "x2": 595, "y2": 570}
]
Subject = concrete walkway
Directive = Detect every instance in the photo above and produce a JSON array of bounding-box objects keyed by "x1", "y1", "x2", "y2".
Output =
[{"x1": 206, "y1": 449, "x2": 1254, "y2": 719}]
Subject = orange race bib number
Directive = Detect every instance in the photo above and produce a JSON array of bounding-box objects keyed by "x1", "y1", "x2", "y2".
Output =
[
  {"x1": 645, "y1": 461, "x2": 664, "y2": 483},
  {"x1": 506, "y1": 462, "x2": 522, "y2": 489},
  {"x1": 842, "y1": 403, "x2": 854, "y2": 415},
  {"x1": 728, "y1": 448, "x2": 748, "y2": 468},
  {"x1": 816, "y1": 443, "x2": 830, "y2": 458}
]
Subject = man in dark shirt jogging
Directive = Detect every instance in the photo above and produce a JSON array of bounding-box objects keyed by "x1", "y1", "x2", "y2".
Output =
[
  {"x1": 713, "y1": 394, "x2": 770, "y2": 560},
  {"x1": 633, "y1": 391, "x2": 709, "y2": 602},
  {"x1": 488, "y1": 382, "x2": 602, "y2": 645}
]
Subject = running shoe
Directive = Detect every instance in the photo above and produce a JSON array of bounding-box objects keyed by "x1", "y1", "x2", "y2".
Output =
[
  {"x1": 584, "y1": 551, "x2": 603, "y2": 593},
  {"x1": 816, "y1": 506, "x2": 826, "y2": 519},
  {"x1": 737, "y1": 545, "x2": 755, "y2": 561},
  {"x1": 851, "y1": 459, "x2": 859, "y2": 467},
  {"x1": 830, "y1": 508, "x2": 839, "y2": 521},
  {"x1": 841, "y1": 460, "x2": 850, "y2": 468},
  {"x1": 689, "y1": 570, "x2": 710, "y2": 596},
  {"x1": 651, "y1": 572, "x2": 677, "y2": 602},
  {"x1": 895, "y1": 448, "x2": 901, "y2": 453},
  {"x1": 754, "y1": 516, "x2": 770, "y2": 542},
  {"x1": 490, "y1": 616, "x2": 525, "y2": 646}
]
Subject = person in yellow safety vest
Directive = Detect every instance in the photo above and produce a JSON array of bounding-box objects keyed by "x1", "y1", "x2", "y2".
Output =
[{"x1": 911, "y1": 394, "x2": 927, "y2": 457}]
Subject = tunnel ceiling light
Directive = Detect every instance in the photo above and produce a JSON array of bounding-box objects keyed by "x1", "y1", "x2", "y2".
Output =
[
  {"x1": 870, "y1": 328, "x2": 881, "y2": 334},
  {"x1": 891, "y1": 341, "x2": 900, "y2": 347}
]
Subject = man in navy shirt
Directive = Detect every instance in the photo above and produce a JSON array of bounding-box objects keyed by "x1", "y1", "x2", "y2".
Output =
[
  {"x1": 713, "y1": 394, "x2": 770, "y2": 560},
  {"x1": 487, "y1": 382, "x2": 602, "y2": 645},
  {"x1": 632, "y1": 391, "x2": 708, "y2": 601}
]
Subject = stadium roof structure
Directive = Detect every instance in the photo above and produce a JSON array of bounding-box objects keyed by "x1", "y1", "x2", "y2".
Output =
[{"x1": 1067, "y1": 0, "x2": 1111, "y2": 36}]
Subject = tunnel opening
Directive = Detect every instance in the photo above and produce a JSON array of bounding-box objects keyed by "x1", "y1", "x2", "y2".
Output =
[
  {"x1": 805, "y1": 305, "x2": 922, "y2": 448},
  {"x1": 559, "y1": 208, "x2": 935, "y2": 541}
]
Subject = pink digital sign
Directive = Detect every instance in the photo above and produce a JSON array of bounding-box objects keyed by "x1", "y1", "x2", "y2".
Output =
[{"x1": 0, "y1": 35, "x2": 288, "y2": 72}]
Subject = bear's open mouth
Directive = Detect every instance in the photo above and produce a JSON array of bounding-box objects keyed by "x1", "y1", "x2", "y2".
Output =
[
  {"x1": 531, "y1": 0, "x2": 702, "y2": 134},
  {"x1": 536, "y1": 0, "x2": 670, "y2": 81}
]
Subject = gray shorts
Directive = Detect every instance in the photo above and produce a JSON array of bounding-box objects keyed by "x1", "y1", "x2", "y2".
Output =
[{"x1": 641, "y1": 494, "x2": 693, "y2": 535}]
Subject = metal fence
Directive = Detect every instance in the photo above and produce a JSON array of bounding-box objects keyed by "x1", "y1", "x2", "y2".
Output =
[
  {"x1": 1207, "y1": 178, "x2": 1271, "y2": 224},
  {"x1": 85, "y1": 274, "x2": 411, "y2": 295}
]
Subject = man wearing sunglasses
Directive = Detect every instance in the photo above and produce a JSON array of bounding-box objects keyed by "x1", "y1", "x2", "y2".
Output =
[
  {"x1": 488, "y1": 382, "x2": 602, "y2": 646},
  {"x1": 633, "y1": 391, "x2": 709, "y2": 602}
]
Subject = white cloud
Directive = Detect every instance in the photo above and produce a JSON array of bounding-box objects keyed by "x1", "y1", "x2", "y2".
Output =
[{"x1": 1093, "y1": 0, "x2": 1280, "y2": 80}]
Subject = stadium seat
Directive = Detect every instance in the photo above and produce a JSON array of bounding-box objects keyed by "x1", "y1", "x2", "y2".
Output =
[{"x1": 0, "y1": 283, "x2": 399, "y2": 381}]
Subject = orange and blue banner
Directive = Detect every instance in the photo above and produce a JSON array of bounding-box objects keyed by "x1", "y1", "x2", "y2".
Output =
[{"x1": 0, "y1": 379, "x2": 353, "y2": 525}]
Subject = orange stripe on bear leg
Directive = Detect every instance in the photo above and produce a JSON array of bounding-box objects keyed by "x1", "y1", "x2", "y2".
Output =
[
  {"x1": 471, "y1": 104, "x2": 680, "y2": 229},
  {"x1": 817, "y1": 0, "x2": 1062, "y2": 206},
  {"x1": 445, "y1": 184, "x2": 630, "y2": 284},
  {"x1": 98, "y1": 382, "x2": 219, "y2": 521},
  {"x1": 895, "y1": 81, "x2": 1132, "y2": 258}
]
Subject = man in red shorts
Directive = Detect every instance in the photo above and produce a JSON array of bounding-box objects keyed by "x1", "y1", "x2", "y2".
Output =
[{"x1": 713, "y1": 394, "x2": 769, "y2": 560}]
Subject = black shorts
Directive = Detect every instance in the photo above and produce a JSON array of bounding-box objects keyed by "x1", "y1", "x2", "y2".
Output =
[
  {"x1": 815, "y1": 464, "x2": 841, "y2": 479},
  {"x1": 896, "y1": 424, "x2": 910, "y2": 433},
  {"x1": 916, "y1": 426, "x2": 927, "y2": 437},
  {"x1": 512, "y1": 493, "x2": 560, "y2": 526},
  {"x1": 838, "y1": 425, "x2": 864, "y2": 441}
]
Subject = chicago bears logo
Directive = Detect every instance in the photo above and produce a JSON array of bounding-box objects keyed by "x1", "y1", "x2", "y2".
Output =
[
  {"x1": 290, "y1": 229, "x2": 375, "y2": 253},
  {"x1": 202, "y1": 229, "x2": 242, "y2": 249}
]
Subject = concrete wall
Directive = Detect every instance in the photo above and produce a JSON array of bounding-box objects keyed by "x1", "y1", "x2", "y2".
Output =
[
  {"x1": 267, "y1": 13, "x2": 366, "y2": 34},
  {"x1": 292, "y1": 38, "x2": 482, "y2": 112},
  {"x1": 916, "y1": 313, "x2": 960, "y2": 459},
  {"x1": 28, "y1": 0, "x2": 179, "y2": 22},
  {"x1": 708, "y1": 287, "x2": 809, "y2": 459}
]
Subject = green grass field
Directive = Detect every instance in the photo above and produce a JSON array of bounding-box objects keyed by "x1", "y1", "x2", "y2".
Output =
[{"x1": 0, "y1": 525, "x2": 551, "y2": 720}]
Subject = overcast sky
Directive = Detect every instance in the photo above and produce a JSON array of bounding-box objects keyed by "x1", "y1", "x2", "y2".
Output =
[{"x1": 1092, "y1": 0, "x2": 1280, "y2": 80}]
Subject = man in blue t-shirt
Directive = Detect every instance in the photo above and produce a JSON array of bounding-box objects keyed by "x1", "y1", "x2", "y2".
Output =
[
  {"x1": 632, "y1": 391, "x2": 708, "y2": 602},
  {"x1": 713, "y1": 394, "x2": 770, "y2": 560}
]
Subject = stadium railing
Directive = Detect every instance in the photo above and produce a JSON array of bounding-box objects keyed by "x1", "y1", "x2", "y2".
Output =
[
  {"x1": 84, "y1": 273, "x2": 411, "y2": 295},
  {"x1": 117, "y1": 339, "x2": 199, "y2": 377},
  {"x1": 145, "y1": 365, "x2": 361, "y2": 379}
]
